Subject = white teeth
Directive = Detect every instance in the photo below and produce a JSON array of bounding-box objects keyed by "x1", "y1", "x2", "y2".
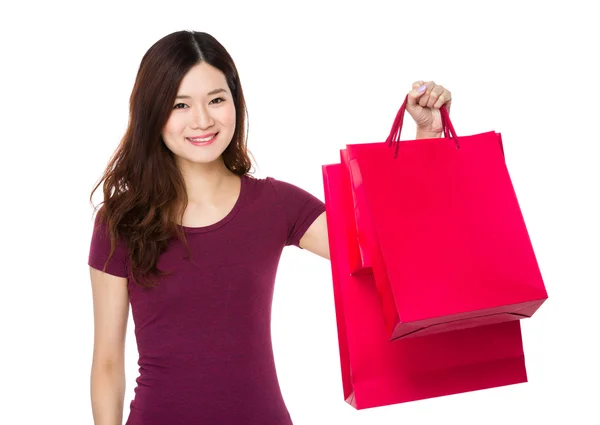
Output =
[{"x1": 188, "y1": 135, "x2": 215, "y2": 142}]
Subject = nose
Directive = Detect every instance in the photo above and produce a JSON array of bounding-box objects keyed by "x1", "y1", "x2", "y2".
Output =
[{"x1": 190, "y1": 105, "x2": 214, "y2": 129}]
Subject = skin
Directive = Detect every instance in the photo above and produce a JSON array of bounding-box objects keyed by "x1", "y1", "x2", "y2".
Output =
[
  {"x1": 161, "y1": 62, "x2": 242, "y2": 227},
  {"x1": 89, "y1": 61, "x2": 451, "y2": 425}
]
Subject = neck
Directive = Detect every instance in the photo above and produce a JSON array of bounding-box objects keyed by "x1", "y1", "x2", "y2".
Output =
[{"x1": 177, "y1": 157, "x2": 237, "y2": 205}]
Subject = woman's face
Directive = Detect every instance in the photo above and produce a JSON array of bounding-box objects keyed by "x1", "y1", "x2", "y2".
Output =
[{"x1": 161, "y1": 62, "x2": 236, "y2": 167}]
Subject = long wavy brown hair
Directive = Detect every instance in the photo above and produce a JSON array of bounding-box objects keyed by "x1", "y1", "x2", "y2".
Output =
[{"x1": 90, "y1": 30, "x2": 253, "y2": 288}]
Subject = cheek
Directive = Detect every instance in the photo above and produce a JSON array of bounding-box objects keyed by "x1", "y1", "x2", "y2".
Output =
[
  {"x1": 163, "y1": 116, "x2": 185, "y2": 135},
  {"x1": 222, "y1": 104, "x2": 237, "y2": 127}
]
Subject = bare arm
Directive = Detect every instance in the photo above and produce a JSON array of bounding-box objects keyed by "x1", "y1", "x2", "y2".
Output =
[
  {"x1": 89, "y1": 266, "x2": 130, "y2": 425},
  {"x1": 299, "y1": 211, "x2": 330, "y2": 260}
]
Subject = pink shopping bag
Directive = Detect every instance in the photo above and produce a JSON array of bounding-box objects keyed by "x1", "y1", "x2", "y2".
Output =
[
  {"x1": 345, "y1": 97, "x2": 548, "y2": 340},
  {"x1": 323, "y1": 162, "x2": 528, "y2": 409}
]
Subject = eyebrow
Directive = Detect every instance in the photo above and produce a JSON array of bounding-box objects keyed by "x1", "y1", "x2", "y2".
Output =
[{"x1": 175, "y1": 88, "x2": 227, "y2": 99}]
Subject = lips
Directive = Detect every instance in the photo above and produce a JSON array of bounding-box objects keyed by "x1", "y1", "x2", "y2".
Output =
[{"x1": 187, "y1": 132, "x2": 217, "y2": 142}]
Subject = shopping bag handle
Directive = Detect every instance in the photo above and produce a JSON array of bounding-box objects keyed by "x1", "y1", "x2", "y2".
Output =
[{"x1": 386, "y1": 94, "x2": 460, "y2": 158}]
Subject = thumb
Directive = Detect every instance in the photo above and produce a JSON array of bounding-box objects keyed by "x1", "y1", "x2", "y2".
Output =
[{"x1": 407, "y1": 82, "x2": 427, "y2": 107}]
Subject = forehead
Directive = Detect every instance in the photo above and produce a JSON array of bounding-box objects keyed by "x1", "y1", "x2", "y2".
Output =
[{"x1": 177, "y1": 62, "x2": 229, "y2": 96}]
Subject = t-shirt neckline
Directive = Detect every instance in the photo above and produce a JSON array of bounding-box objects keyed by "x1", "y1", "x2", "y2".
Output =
[{"x1": 181, "y1": 174, "x2": 248, "y2": 234}]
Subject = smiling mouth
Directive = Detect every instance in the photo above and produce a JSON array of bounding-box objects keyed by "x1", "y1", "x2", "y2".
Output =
[{"x1": 186, "y1": 133, "x2": 218, "y2": 144}]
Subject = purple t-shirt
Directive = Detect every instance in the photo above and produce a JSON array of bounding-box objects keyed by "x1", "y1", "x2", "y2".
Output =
[{"x1": 88, "y1": 174, "x2": 326, "y2": 425}]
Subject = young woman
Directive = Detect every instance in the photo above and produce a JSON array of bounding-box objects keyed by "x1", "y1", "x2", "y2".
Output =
[{"x1": 88, "y1": 30, "x2": 452, "y2": 425}]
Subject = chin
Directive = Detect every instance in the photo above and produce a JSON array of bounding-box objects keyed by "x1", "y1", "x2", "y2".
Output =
[
  {"x1": 178, "y1": 149, "x2": 227, "y2": 166},
  {"x1": 169, "y1": 138, "x2": 232, "y2": 167},
  {"x1": 183, "y1": 154, "x2": 223, "y2": 165}
]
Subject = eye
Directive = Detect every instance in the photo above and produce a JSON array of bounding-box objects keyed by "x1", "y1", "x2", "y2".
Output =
[
  {"x1": 210, "y1": 97, "x2": 225, "y2": 105},
  {"x1": 173, "y1": 103, "x2": 188, "y2": 109}
]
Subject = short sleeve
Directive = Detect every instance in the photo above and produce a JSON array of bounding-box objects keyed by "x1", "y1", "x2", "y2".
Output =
[
  {"x1": 267, "y1": 177, "x2": 326, "y2": 248},
  {"x1": 88, "y1": 210, "x2": 129, "y2": 278}
]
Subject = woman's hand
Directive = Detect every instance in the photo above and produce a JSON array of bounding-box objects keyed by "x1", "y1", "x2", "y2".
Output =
[{"x1": 406, "y1": 80, "x2": 452, "y2": 138}]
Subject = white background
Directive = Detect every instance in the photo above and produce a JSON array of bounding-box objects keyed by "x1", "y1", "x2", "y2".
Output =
[{"x1": 1, "y1": 0, "x2": 599, "y2": 424}]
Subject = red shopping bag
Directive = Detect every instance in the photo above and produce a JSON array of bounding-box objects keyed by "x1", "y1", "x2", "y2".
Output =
[
  {"x1": 341, "y1": 100, "x2": 505, "y2": 276},
  {"x1": 341, "y1": 105, "x2": 504, "y2": 275},
  {"x1": 341, "y1": 134, "x2": 505, "y2": 275},
  {"x1": 340, "y1": 148, "x2": 374, "y2": 274},
  {"x1": 323, "y1": 163, "x2": 527, "y2": 409},
  {"x1": 345, "y1": 97, "x2": 548, "y2": 341}
]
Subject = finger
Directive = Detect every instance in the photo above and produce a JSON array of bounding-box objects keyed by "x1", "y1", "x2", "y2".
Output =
[
  {"x1": 407, "y1": 80, "x2": 427, "y2": 106},
  {"x1": 433, "y1": 88, "x2": 452, "y2": 110},
  {"x1": 427, "y1": 85, "x2": 445, "y2": 108},
  {"x1": 412, "y1": 80, "x2": 425, "y2": 90},
  {"x1": 418, "y1": 81, "x2": 436, "y2": 107}
]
